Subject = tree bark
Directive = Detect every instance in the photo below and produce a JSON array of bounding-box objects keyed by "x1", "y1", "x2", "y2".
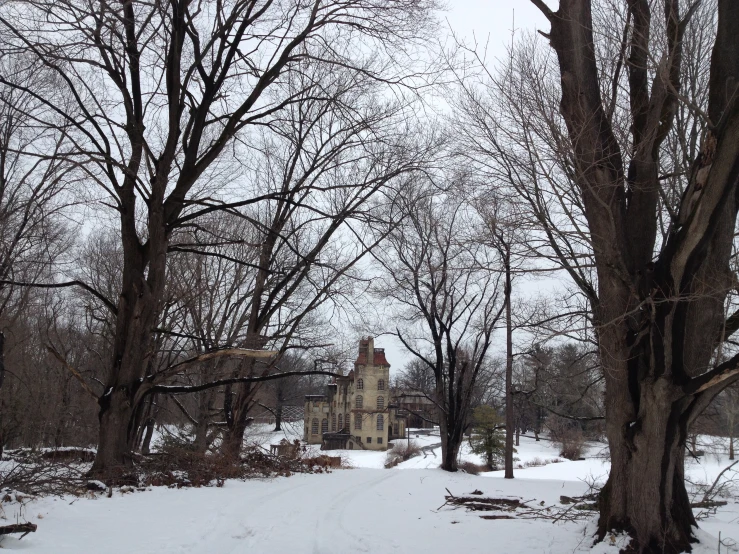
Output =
[
  {"x1": 0, "y1": 332, "x2": 4, "y2": 459},
  {"x1": 504, "y1": 250, "x2": 514, "y2": 479},
  {"x1": 274, "y1": 383, "x2": 285, "y2": 432},
  {"x1": 438, "y1": 394, "x2": 462, "y2": 472},
  {"x1": 730, "y1": 434, "x2": 734, "y2": 461},
  {"x1": 221, "y1": 366, "x2": 260, "y2": 459},
  {"x1": 193, "y1": 388, "x2": 216, "y2": 453},
  {"x1": 90, "y1": 221, "x2": 168, "y2": 477}
]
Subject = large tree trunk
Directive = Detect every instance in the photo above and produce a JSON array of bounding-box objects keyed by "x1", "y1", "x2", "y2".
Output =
[
  {"x1": 0, "y1": 332, "x2": 5, "y2": 459},
  {"x1": 598, "y1": 355, "x2": 697, "y2": 551},
  {"x1": 90, "y1": 217, "x2": 168, "y2": 478},
  {"x1": 193, "y1": 388, "x2": 215, "y2": 453},
  {"x1": 221, "y1": 371, "x2": 260, "y2": 459},
  {"x1": 438, "y1": 405, "x2": 462, "y2": 472},
  {"x1": 528, "y1": 0, "x2": 739, "y2": 551}
]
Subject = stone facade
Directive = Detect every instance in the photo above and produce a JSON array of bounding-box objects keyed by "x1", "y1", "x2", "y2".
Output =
[{"x1": 304, "y1": 338, "x2": 406, "y2": 451}]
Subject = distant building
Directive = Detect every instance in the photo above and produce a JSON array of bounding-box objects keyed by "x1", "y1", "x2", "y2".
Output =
[
  {"x1": 395, "y1": 393, "x2": 436, "y2": 429},
  {"x1": 304, "y1": 337, "x2": 407, "y2": 451}
]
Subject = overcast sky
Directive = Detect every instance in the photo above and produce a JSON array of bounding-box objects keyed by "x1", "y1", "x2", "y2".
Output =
[
  {"x1": 444, "y1": 0, "x2": 548, "y2": 55},
  {"x1": 375, "y1": 0, "x2": 552, "y2": 375}
]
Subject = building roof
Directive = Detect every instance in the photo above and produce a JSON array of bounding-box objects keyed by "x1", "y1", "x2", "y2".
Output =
[{"x1": 354, "y1": 337, "x2": 390, "y2": 367}]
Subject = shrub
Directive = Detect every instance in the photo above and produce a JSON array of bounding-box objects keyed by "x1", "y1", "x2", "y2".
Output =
[
  {"x1": 520, "y1": 457, "x2": 564, "y2": 468},
  {"x1": 458, "y1": 461, "x2": 485, "y2": 475},
  {"x1": 385, "y1": 440, "x2": 421, "y2": 468},
  {"x1": 557, "y1": 430, "x2": 585, "y2": 460},
  {"x1": 547, "y1": 415, "x2": 586, "y2": 460}
]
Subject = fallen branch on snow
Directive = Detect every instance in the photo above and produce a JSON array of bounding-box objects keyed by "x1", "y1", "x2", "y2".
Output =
[{"x1": 0, "y1": 522, "x2": 37, "y2": 539}]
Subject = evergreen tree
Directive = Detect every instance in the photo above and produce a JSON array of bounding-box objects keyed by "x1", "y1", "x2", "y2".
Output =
[{"x1": 468, "y1": 405, "x2": 506, "y2": 470}]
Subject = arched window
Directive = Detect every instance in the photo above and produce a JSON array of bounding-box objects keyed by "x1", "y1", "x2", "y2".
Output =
[
  {"x1": 356, "y1": 395, "x2": 363, "y2": 409},
  {"x1": 376, "y1": 396, "x2": 385, "y2": 410},
  {"x1": 331, "y1": 414, "x2": 336, "y2": 431},
  {"x1": 321, "y1": 418, "x2": 328, "y2": 434},
  {"x1": 338, "y1": 413, "x2": 343, "y2": 430},
  {"x1": 377, "y1": 379, "x2": 385, "y2": 391},
  {"x1": 354, "y1": 414, "x2": 362, "y2": 430},
  {"x1": 377, "y1": 414, "x2": 384, "y2": 431},
  {"x1": 357, "y1": 378, "x2": 364, "y2": 390},
  {"x1": 311, "y1": 418, "x2": 319, "y2": 435}
]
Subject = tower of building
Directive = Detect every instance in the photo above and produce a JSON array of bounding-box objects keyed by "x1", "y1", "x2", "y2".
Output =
[{"x1": 351, "y1": 337, "x2": 390, "y2": 447}]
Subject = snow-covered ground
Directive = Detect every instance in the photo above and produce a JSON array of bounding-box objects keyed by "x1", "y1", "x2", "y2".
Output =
[{"x1": 2, "y1": 426, "x2": 739, "y2": 553}]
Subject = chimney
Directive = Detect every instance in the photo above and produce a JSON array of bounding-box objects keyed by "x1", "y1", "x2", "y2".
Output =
[{"x1": 367, "y1": 337, "x2": 374, "y2": 366}]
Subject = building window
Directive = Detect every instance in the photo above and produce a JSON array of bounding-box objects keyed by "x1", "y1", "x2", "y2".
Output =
[
  {"x1": 357, "y1": 378, "x2": 364, "y2": 390},
  {"x1": 376, "y1": 396, "x2": 384, "y2": 410},
  {"x1": 338, "y1": 413, "x2": 343, "y2": 430},
  {"x1": 331, "y1": 414, "x2": 336, "y2": 431},
  {"x1": 393, "y1": 424, "x2": 399, "y2": 436},
  {"x1": 367, "y1": 437, "x2": 372, "y2": 444},
  {"x1": 312, "y1": 419, "x2": 319, "y2": 434},
  {"x1": 378, "y1": 437, "x2": 383, "y2": 444},
  {"x1": 354, "y1": 414, "x2": 362, "y2": 430},
  {"x1": 377, "y1": 379, "x2": 385, "y2": 391},
  {"x1": 356, "y1": 395, "x2": 363, "y2": 409},
  {"x1": 377, "y1": 414, "x2": 384, "y2": 431},
  {"x1": 321, "y1": 418, "x2": 328, "y2": 434}
]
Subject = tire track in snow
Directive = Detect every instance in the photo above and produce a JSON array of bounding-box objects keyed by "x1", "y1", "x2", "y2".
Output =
[
  {"x1": 185, "y1": 478, "x2": 314, "y2": 553},
  {"x1": 312, "y1": 470, "x2": 398, "y2": 554}
]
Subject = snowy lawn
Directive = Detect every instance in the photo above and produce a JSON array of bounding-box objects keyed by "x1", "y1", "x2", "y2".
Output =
[{"x1": 2, "y1": 431, "x2": 739, "y2": 553}]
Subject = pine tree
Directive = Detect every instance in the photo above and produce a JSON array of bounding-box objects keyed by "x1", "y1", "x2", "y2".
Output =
[{"x1": 468, "y1": 405, "x2": 506, "y2": 470}]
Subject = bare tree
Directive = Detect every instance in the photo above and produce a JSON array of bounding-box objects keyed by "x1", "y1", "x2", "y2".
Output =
[
  {"x1": 374, "y1": 182, "x2": 504, "y2": 471},
  {"x1": 0, "y1": 0, "x2": 439, "y2": 476},
  {"x1": 0, "y1": 49, "x2": 76, "y2": 457},
  {"x1": 458, "y1": 0, "x2": 739, "y2": 549}
]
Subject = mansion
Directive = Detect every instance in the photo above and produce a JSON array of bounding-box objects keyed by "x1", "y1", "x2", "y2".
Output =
[{"x1": 304, "y1": 338, "x2": 408, "y2": 451}]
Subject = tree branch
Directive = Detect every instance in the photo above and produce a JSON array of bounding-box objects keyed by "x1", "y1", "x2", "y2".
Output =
[
  {"x1": 147, "y1": 370, "x2": 342, "y2": 396},
  {"x1": 530, "y1": 0, "x2": 555, "y2": 20},
  {"x1": 0, "y1": 280, "x2": 117, "y2": 315}
]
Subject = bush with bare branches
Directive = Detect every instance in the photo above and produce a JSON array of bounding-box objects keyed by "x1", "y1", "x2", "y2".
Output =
[{"x1": 385, "y1": 440, "x2": 422, "y2": 468}]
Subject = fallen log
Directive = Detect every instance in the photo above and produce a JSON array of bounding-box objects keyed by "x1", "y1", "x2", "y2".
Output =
[
  {"x1": 0, "y1": 522, "x2": 37, "y2": 539},
  {"x1": 440, "y1": 489, "x2": 525, "y2": 512},
  {"x1": 691, "y1": 500, "x2": 728, "y2": 509}
]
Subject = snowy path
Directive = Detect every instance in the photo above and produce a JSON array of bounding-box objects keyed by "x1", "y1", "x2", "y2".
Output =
[
  {"x1": 4, "y1": 434, "x2": 739, "y2": 553},
  {"x1": 4, "y1": 469, "x2": 596, "y2": 554}
]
